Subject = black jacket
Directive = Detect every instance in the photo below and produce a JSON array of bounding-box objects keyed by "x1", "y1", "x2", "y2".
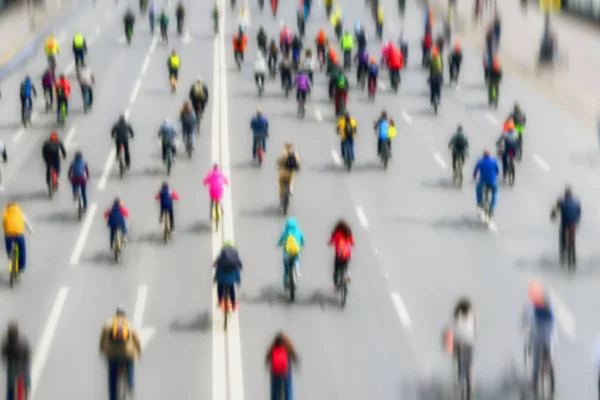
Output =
[
  {"x1": 215, "y1": 247, "x2": 243, "y2": 272},
  {"x1": 189, "y1": 84, "x2": 209, "y2": 103},
  {"x1": 42, "y1": 140, "x2": 66, "y2": 165},
  {"x1": 2, "y1": 335, "x2": 30, "y2": 366},
  {"x1": 124, "y1": 12, "x2": 135, "y2": 27},
  {"x1": 257, "y1": 30, "x2": 267, "y2": 48},
  {"x1": 551, "y1": 195, "x2": 581, "y2": 227},
  {"x1": 111, "y1": 116, "x2": 134, "y2": 142}
]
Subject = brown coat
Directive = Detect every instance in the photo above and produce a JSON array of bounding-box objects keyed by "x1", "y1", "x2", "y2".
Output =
[
  {"x1": 99, "y1": 318, "x2": 142, "y2": 361},
  {"x1": 276, "y1": 150, "x2": 301, "y2": 181}
]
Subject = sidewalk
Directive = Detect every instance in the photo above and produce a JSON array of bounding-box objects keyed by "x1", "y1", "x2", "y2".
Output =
[{"x1": 427, "y1": 0, "x2": 600, "y2": 126}]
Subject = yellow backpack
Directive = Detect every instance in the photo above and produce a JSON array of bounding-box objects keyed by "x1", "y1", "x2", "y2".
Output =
[
  {"x1": 111, "y1": 317, "x2": 129, "y2": 342},
  {"x1": 285, "y1": 235, "x2": 300, "y2": 256}
]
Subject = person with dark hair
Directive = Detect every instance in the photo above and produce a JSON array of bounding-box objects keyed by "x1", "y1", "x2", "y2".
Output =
[
  {"x1": 265, "y1": 331, "x2": 299, "y2": 400},
  {"x1": 451, "y1": 297, "x2": 475, "y2": 396},
  {"x1": 328, "y1": 219, "x2": 354, "y2": 289},
  {"x1": 2, "y1": 321, "x2": 31, "y2": 400}
]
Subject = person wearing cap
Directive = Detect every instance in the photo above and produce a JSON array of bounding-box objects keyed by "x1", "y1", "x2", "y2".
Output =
[
  {"x1": 104, "y1": 198, "x2": 130, "y2": 249},
  {"x1": 111, "y1": 114, "x2": 135, "y2": 168},
  {"x1": 551, "y1": 185, "x2": 581, "y2": 264},
  {"x1": 472, "y1": 149, "x2": 499, "y2": 216},
  {"x1": 68, "y1": 151, "x2": 90, "y2": 211},
  {"x1": 448, "y1": 39, "x2": 463, "y2": 84},
  {"x1": 41, "y1": 132, "x2": 67, "y2": 188},
  {"x1": 213, "y1": 240, "x2": 242, "y2": 310},
  {"x1": 495, "y1": 118, "x2": 519, "y2": 181},
  {"x1": 189, "y1": 76, "x2": 209, "y2": 122},
  {"x1": 99, "y1": 306, "x2": 142, "y2": 400},
  {"x1": 2, "y1": 321, "x2": 31, "y2": 399},
  {"x1": 276, "y1": 142, "x2": 301, "y2": 199},
  {"x1": 250, "y1": 108, "x2": 269, "y2": 160},
  {"x1": 3, "y1": 201, "x2": 32, "y2": 273}
]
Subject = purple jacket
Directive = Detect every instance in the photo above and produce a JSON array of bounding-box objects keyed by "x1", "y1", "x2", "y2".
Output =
[
  {"x1": 42, "y1": 72, "x2": 54, "y2": 89},
  {"x1": 357, "y1": 49, "x2": 369, "y2": 65},
  {"x1": 295, "y1": 73, "x2": 310, "y2": 91}
]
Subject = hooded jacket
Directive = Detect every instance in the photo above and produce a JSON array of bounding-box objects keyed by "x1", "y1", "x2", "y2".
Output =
[
  {"x1": 104, "y1": 203, "x2": 129, "y2": 228},
  {"x1": 203, "y1": 168, "x2": 228, "y2": 201},
  {"x1": 277, "y1": 217, "x2": 305, "y2": 256},
  {"x1": 111, "y1": 116, "x2": 134, "y2": 142},
  {"x1": 3, "y1": 205, "x2": 26, "y2": 236},
  {"x1": 214, "y1": 246, "x2": 242, "y2": 285},
  {"x1": 473, "y1": 155, "x2": 499, "y2": 185}
]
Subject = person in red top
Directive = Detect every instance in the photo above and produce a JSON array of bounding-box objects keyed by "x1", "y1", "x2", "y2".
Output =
[
  {"x1": 328, "y1": 219, "x2": 354, "y2": 289},
  {"x1": 232, "y1": 25, "x2": 248, "y2": 62},
  {"x1": 55, "y1": 74, "x2": 71, "y2": 118},
  {"x1": 265, "y1": 331, "x2": 298, "y2": 400},
  {"x1": 388, "y1": 45, "x2": 403, "y2": 89},
  {"x1": 104, "y1": 198, "x2": 130, "y2": 249},
  {"x1": 155, "y1": 182, "x2": 179, "y2": 232},
  {"x1": 422, "y1": 30, "x2": 432, "y2": 67}
]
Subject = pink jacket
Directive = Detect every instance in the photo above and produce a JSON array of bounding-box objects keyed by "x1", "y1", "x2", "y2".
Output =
[{"x1": 203, "y1": 169, "x2": 228, "y2": 201}]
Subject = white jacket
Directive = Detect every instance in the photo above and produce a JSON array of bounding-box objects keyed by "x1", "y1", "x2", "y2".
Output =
[
  {"x1": 453, "y1": 312, "x2": 475, "y2": 346},
  {"x1": 78, "y1": 67, "x2": 94, "y2": 86},
  {"x1": 302, "y1": 56, "x2": 314, "y2": 71},
  {"x1": 254, "y1": 57, "x2": 267, "y2": 74}
]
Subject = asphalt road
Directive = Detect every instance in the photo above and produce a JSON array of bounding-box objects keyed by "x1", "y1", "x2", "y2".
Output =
[{"x1": 0, "y1": 0, "x2": 599, "y2": 397}]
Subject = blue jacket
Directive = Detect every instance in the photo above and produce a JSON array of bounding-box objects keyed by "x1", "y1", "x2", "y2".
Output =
[
  {"x1": 250, "y1": 115, "x2": 269, "y2": 135},
  {"x1": 106, "y1": 204, "x2": 126, "y2": 228},
  {"x1": 157, "y1": 187, "x2": 176, "y2": 209},
  {"x1": 554, "y1": 195, "x2": 581, "y2": 227},
  {"x1": 368, "y1": 64, "x2": 379, "y2": 77},
  {"x1": 158, "y1": 122, "x2": 177, "y2": 145},
  {"x1": 376, "y1": 119, "x2": 390, "y2": 140},
  {"x1": 214, "y1": 247, "x2": 242, "y2": 285},
  {"x1": 277, "y1": 217, "x2": 305, "y2": 256},
  {"x1": 530, "y1": 304, "x2": 555, "y2": 345},
  {"x1": 473, "y1": 155, "x2": 499, "y2": 185}
]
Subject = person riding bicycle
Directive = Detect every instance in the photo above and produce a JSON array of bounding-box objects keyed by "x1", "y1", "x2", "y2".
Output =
[
  {"x1": 158, "y1": 117, "x2": 177, "y2": 163},
  {"x1": 297, "y1": 7, "x2": 305, "y2": 37},
  {"x1": 78, "y1": 62, "x2": 95, "y2": 108},
  {"x1": 315, "y1": 28, "x2": 328, "y2": 63},
  {"x1": 41, "y1": 68, "x2": 55, "y2": 108},
  {"x1": 355, "y1": 47, "x2": 369, "y2": 85},
  {"x1": 124, "y1": 7, "x2": 136, "y2": 38},
  {"x1": 507, "y1": 102, "x2": 526, "y2": 153},
  {"x1": 341, "y1": 31, "x2": 354, "y2": 70},
  {"x1": 68, "y1": 151, "x2": 90, "y2": 212},
  {"x1": 55, "y1": 74, "x2": 71, "y2": 119},
  {"x1": 42, "y1": 132, "x2": 67, "y2": 187},
  {"x1": 495, "y1": 119, "x2": 519, "y2": 181},
  {"x1": 175, "y1": 1, "x2": 185, "y2": 34},
  {"x1": 104, "y1": 198, "x2": 129, "y2": 248},
  {"x1": 328, "y1": 219, "x2": 354, "y2": 288},
  {"x1": 3, "y1": 202, "x2": 32, "y2": 273},
  {"x1": 334, "y1": 71, "x2": 349, "y2": 116},
  {"x1": 473, "y1": 149, "x2": 499, "y2": 217},
  {"x1": 211, "y1": 3, "x2": 219, "y2": 33},
  {"x1": 336, "y1": 111, "x2": 357, "y2": 161},
  {"x1": 189, "y1": 76, "x2": 209, "y2": 121},
  {"x1": 266, "y1": 332, "x2": 299, "y2": 400},
  {"x1": 2, "y1": 322, "x2": 31, "y2": 399},
  {"x1": 44, "y1": 35, "x2": 60, "y2": 71},
  {"x1": 448, "y1": 125, "x2": 469, "y2": 173},
  {"x1": 267, "y1": 40, "x2": 279, "y2": 74},
  {"x1": 376, "y1": 5, "x2": 384, "y2": 39},
  {"x1": 522, "y1": 280, "x2": 556, "y2": 394},
  {"x1": 277, "y1": 217, "x2": 305, "y2": 289},
  {"x1": 448, "y1": 298, "x2": 475, "y2": 395},
  {"x1": 180, "y1": 101, "x2": 196, "y2": 149},
  {"x1": 213, "y1": 240, "x2": 242, "y2": 310},
  {"x1": 155, "y1": 182, "x2": 179, "y2": 232},
  {"x1": 367, "y1": 57, "x2": 379, "y2": 91},
  {"x1": 167, "y1": 50, "x2": 180, "y2": 85},
  {"x1": 111, "y1": 114, "x2": 134, "y2": 169},
  {"x1": 157, "y1": 9, "x2": 169, "y2": 42},
  {"x1": 72, "y1": 32, "x2": 87, "y2": 67},
  {"x1": 448, "y1": 39, "x2": 463, "y2": 84},
  {"x1": 279, "y1": 54, "x2": 293, "y2": 90},
  {"x1": 488, "y1": 55, "x2": 503, "y2": 101},
  {"x1": 276, "y1": 142, "x2": 301, "y2": 199},
  {"x1": 233, "y1": 25, "x2": 248, "y2": 62},
  {"x1": 550, "y1": 185, "x2": 581, "y2": 264},
  {"x1": 388, "y1": 45, "x2": 403, "y2": 87},
  {"x1": 254, "y1": 50, "x2": 267, "y2": 90},
  {"x1": 374, "y1": 111, "x2": 392, "y2": 157},
  {"x1": 293, "y1": 69, "x2": 311, "y2": 107},
  {"x1": 290, "y1": 33, "x2": 303, "y2": 67},
  {"x1": 428, "y1": 46, "x2": 443, "y2": 106},
  {"x1": 354, "y1": 20, "x2": 366, "y2": 50},
  {"x1": 203, "y1": 163, "x2": 228, "y2": 220},
  {"x1": 99, "y1": 305, "x2": 142, "y2": 400},
  {"x1": 250, "y1": 108, "x2": 269, "y2": 160},
  {"x1": 19, "y1": 76, "x2": 37, "y2": 124},
  {"x1": 257, "y1": 26, "x2": 268, "y2": 55},
  {"x1": 279, "y1": 24, "x2": 292, "y2": 55}
]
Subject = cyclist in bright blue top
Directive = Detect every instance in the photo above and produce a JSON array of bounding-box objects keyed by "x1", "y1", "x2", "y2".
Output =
[
  {"x1": 373, "y1": 110, "x2": 390, "y2": 156},
  {"x1": 276, "y1": 217, "x2": 305, "y2": 289},
  {"x1": 19, "y1": 76, "x2": 37, "y2": 124},
  {"x1": 473, "y1": 149, "x2": 500, "y2": 215},
  {"x1": 250, "y1": 108, "x2": 269, "y2": 160}
]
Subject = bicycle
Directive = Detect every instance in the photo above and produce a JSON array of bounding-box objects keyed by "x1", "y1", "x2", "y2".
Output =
[
  {"x1": 432, "y1": 91, "x2": 440, "y2": 115},
  {"x1": 116, "y1": 363, "x2": 131, "y2": 399},
  {"x1": 113, "y1": 228, "x2": 123, "y2": 263},
  {"x1": 126, "y1": 26, "x2": 133, "y2": 45},
  {"x1": 525, "y1": 341, "x2": 554, "y2": 399},
  {"x1": 82, "y1": 87, "x2": 91, "y2": 113},
  {"x1": 163, "y1": 143, "x2": 173, "y2": 176},
  {"x1": 368, "y1": 77, "x2": 376, "y2": 100},
  {"x1": 255, "y1": 134, "x2": 266, "y2": 166},
  {"x1": 562, "y1": 225, "x2": 576, "y2": 270},
  {"x1": 390, "y1": 70, "x2": 399, "y2": 93},
  {"x1": 297, "y1": 93, "x2": 306, "y2": 119},
  {"x1": 452, "y1": 155, "x2": 465, "y2": 187},
  {"x1": 222, "y1": 284, "x2": 232, "y2": 330},
  {"x1": 47, "y1": 166, "x2": 58, "y2": 198},
  {"x1": 118, "y1": 144, "x2": 126, "y2": 179},
  {"x1": 283, "y1": 77, "x2": 291, "y2": 98},
  {"x1": 162, "y1": 209, "x2": 171, "y2": 243},
  {"x1": 335, "y1": 262, "x2": 349, "y2": 307},
  {"x1": 358, "y1": 67, "x2": 366, "y2": 90},
  {"x1": 22, "y1": 99, "x2": 32, "y2": 128},
  {"x1": 281, "y1": 179, "x2": 291, "y2": 215},
  {"x1": 507, "y1": 150, "x2": 516, "y2": 186},
  {"x1": 235, "y1": 52, "x2": 242, "y2": 71},
  {"x1": 44, "y1": 89, "x2": 52, "y2": 113},
  {"x1": 342, "y1": 139, "x2": 353, "y2": 171},
  {"x1": 285, "y1": 256, "x2": 297, "y2": 302},
  {"x1": 257, "y1": 75, "x2": 264, "y2": 97},
  {"x1": 380, "y1": 139, "x2": 390, "y2": 169},
  {"x1": 481, "y1": 184, "x2": 493, "y2": 224},
  {"x1": 9, "y1": 240, "x2": 19, "y2": 288},
  {"x1": 57, "y1": 100, "x2": 67, "y2": 126},
  {"x1": 169, "y1": 72, "x2": 177, "y2": 93},
  {"x1": 211, "y1": 200, "x2": 222, "y2": 231},
  {"x1": 488, "y1": 81, "x2": 499, "y2": 108}
]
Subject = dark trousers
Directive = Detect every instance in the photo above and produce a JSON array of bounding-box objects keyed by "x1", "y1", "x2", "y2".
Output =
[
  {"x1": 56, "y1": 97, "x2": 69, "y2": 118},
  {"x1": 43, "y1": 87, "x2": 53, "y2": 106},
  {"x1": 217, "y1": 283, "x2": 235, "y2": 304},
  {"x1": 45, "y1": 160, "x2": 61, "y2": 184},
  {"x1": 115, "y1": 140, "x2": 131, "y2": 167},
  {"x1": 377, "y1": 138, "x2": 391, "y2": 154},
  {"x1": 340, "y1": 137, "x2": 354, "y2": 160},
  {"x1": 19, "y1": 95, "x2": 32, "y2": 120},
  {"x1": 71, "y1": 180, "x2": 88, "y2": 209},
  {"x1": 160, "y1": 205, "x2": 174, "y2": 229},
  {"x1": 559, "y1": 224, "x2": 576, "y2": 262},
  {"x1": 109, "y1": 225, "x2": 127, "y2": 248},
  {"x1": 5, "y1": 364, "x2": 31, "y2": 400},
  {"x1": 108, "y1": 359, "x2": 134, "y2": 400},
  {"x1": 451, "y1": 152, "x2": 465, "y2": 171},
  {"x1": 333, "y1": 257, "x2": 348, "y2": 286},
  {"x1": 4, "y1": 236, "x2": 26, "y2": 270},
  {"x1": 430, "y1": 81, "x2": 441, "y2": 104},
  {"x1": 74, "y1": 49, "x2": 85, "y2": 66},
  {"x1": 161, "y1": 142, "x2": 176, "y2": 161}
]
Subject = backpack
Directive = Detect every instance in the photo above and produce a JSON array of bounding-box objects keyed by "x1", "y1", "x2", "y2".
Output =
[
  {"x1": 111, "y1": 317, "x2": 129, "y2": 342},
  {"x1": 337, "y1": 75, "x2": 346, "y2": 89},
  {"x1": 285, "y1": 152, "x2": 298, "y2": 170},
  {"x1": 47, "y1": 39, "x2": 55, "y2": 52},
  {"x1": 336, "y1": 237, "x2": 351, "y2": 260},
  {"x1": 194, "y1": 83, "x2": 205, "y2": 99},
  {"x1": 285, "y1": 234, "x2": 300, "y2": 256},
  {"x1": 72, "y1": 158, "x2": 86, "y2": 178},
  {"x1": 271, "y1": 346, "x2": 289, "y2": 377}
]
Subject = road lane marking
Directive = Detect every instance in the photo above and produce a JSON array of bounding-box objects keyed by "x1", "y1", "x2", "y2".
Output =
[
  {"x1": 455, "y1": 85, "x2": 461, "y2": 91},
  {"x1": 485, "y1": 113, "x2": 499, "y2": 125},
  {"x1": 69, "y1": 203, "x2": 98, "y2": 265},
  {"x1": 133, "y1": 284, "x2": 148, "y2": 328},
  {"x1": 532, "y1": 154, "x2": 550, "y2": 172},
  {"x1": 64, "y1": 127, "x2": 76, "y2": 149},
  {"x1": 547, "y1": 287, "x2": 576, "y2": 339},
  {"x1": 13, "y1": 114, "x2": 38, "y2": 143},
  {"x1": 65, "y1": 61, "x2": 75, "y2": 75},
  {"x1": 97, "y1": 149, "x2": 116, "y2": 191},
  {"x1": 390, "y1": 292, "x2": 411, "y2": 328},
  {"x1": 356, "y1": 206, "x2": 369, "y2": 228},
  {"x1": 129, "y1": 78, "x2": 142, "y2": 104},
  {"x1": 402, "y1": 110, "x2": 412, "y2": 124},
  {"x1": 314, "y1": 109, "x2": 323, "y2": 121},
  {"x1": 488, "y1": 221, "x2": 498, "y2": 233},
  {"x1": 378, "y1": 81, "x2": 387, "y2": 90},
  {"x1": 433, "y1": 152, "x2": 447, "y2": 169},
  {"x1": 330, "y1": 149, "x2": 342, "y2": 165},
  {"x1": 141, "y1": 55, "x2": 151, "y2": 75},
  {"x1": 31, "y1": 286, "x2": 69, "y2": 397}
]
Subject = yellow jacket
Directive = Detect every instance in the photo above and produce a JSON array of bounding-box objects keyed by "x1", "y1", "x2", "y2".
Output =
[
  {"x1": 4, "y1": 205, "x2": 25, "y2": 236},
  {"x1": 388, "y1": 126, "x2": 397, "y2": 139},
  {"x1": 337, "y1": 117, "x2": 357, "y2": 140},
  {"x1": 45, "y1": 37, "x2": 60, "y2": 56}
]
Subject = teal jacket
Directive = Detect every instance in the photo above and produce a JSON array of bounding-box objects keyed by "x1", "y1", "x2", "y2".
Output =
[{"x1": 277, "y1": 217, "x2": 305, "y2": 257}]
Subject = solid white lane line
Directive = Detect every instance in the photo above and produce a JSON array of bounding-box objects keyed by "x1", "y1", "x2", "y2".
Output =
[
  {"x1": 356, "y1": 206, "x2": 369, "y2": 228},
  {"x1": 378, "y1": 81, "x2": 387, "y2": 90},
  {"x1": 64, "y1": 127, "x2": 76, "y2": 148},
  {"x1": 129, "y1": 78, "x2": 142, "y2": 104},
  {"x1": 433, "y1": 152, "x2": 447, "y2": 169},
  {"x1": 401, "y1": 110, "x2": 413, "y2": 124},
  {"x1": 532, "y1": 154, "x2": 550, "y2": 172},
  {"x1": 65, "y1": 61, "x2": 75, "y2": 75},
  {"x1": 97, "y1": 149, "x2": 116, "y2": 191},
  {"x1": 132, "y1": 284, "x2": 148, "y2": 328},
  {"x1": 124, "y1": 109, "x2": 130, "y2": 120},
  {"x1": 547, "y1": 287, "x2": 576, "y2": 339},
  {"x1": 141, "y1": 56, "x2": 151, "y2": 75},
  {"x1": 69, "y1": 203, "x2": 98, "y2": 265},
  {"x1": 31, "y1": 286, "x2": 70, "y2": 397},
  {"x1": 485, "y1": 113, "x2": 499, "y2": 125},
  {"x1": 314, "y1": 109, "x2": 323, "y2": 121},
  {"x1": 390, "y1": 292, "x2": 411, "y2": 328},
  {"x1": 330, "y1": 149, "x2": 342, "y2": 165},
  {"x1": 13, "y1": 114, "x2": 38, "y2": 143}
]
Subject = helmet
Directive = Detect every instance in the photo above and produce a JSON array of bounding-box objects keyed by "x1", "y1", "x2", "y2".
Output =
[
  {"x1": 116, "y1": 305, "x2": 126, "y2": 316},
  {"x1": 503, "y1": 119, "x2": 514, "y2": 132},
  {"x1": 380, "y1": 110, "x2": 387, "y2": 119},
  {"x1": 223, "y1": 240, "x2": 234, "y2": 248},
  {"x1": 50, "y1": 132, "x2": 58, "y2": 142},
  {"x1": 528, "y1": 280, "x2": 545, "y2": 307}
]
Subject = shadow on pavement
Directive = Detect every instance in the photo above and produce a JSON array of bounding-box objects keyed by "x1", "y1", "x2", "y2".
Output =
[
  {"x1": 238, "y1": 204, "x2": 282, "y2": 218},
  {"x1": 132, "y1": 231, "x2": 165, "y2": 245},
  {"x1": 310, "y1": 163, "x2": 347, "y2": 174},
  {"x1": 232, "y1": 160, "x2": 258, "y2": 170},
  {"x1": 421, "y1": 178, "x2": 459, "y2": 190},
  {"x1": 239, "y1": 285, "x2": 339, "y2": 309},
  {"x1": 81, "y1": 250, "x2": 117, "y2": 266},
  {"x1": 170, "y1": 310, "x2": 212, "y2": 332},
  {"x1": 35, "y1": 209, "x2": 80, "y2": 224},
  {"x1": 464, "y1": 102, "x2": 490, "y2": 111},
  {"x1": 237, "y1": 90, "x2": 283, "y2": 100},
  {"x1": 460, "y1": 82, "x2": 486, "y2": 91},
  {"x1": 403, "y1": 89, "x2": 430, "y2": 98},
  {"x1": 7, "y1": 189, "x2": 48, "y2": 203},
  {"x1": 410, "y1": 107, "x2": 437, "y2": 117},
  {"x1": 128, "y1": 166, "x2": 166, "y2": 179},
  {"x1": 181, "y1": 220, "x2": 212, "y2": 235},
  {"x1": 351, "y1": 161, "x2": 385, "y2": 172},
  {"x1": 515, "y1": 253, "x2": 600, "y2": 278},
  {"x1": 395, "y1": 214, "x2": 485, "y2": 231},
  {"x1": 0, "y1": 121, "x2": 24, "y2": 131}
]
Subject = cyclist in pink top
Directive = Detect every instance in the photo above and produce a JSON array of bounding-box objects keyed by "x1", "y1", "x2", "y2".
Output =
[{"x1": 203, "y1": 163, "x2": 228, "y2": 218}]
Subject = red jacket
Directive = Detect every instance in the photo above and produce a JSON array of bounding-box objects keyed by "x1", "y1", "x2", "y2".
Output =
[
  {"x1": 388, "y1": 47, "x2": 403, "y2": 69},
  {"x1": 104, "y1": 205, "x2": 129, "y2": 219},
  {"x1": 55, "y1": 78, "x2": 71, "y2": 98},
  {"x1": 328, "y1": 230, "x2": 354, "y2": 259}
]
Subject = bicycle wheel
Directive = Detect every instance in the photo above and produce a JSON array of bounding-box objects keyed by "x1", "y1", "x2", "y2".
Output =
[
  {"x1": 282, "y1": 181, "x2": 290, "y2": 215},
  {"x1": 339, "y1": 265, "x2": 347, "y2": 307},
  {"x1": 508, "y1": 158, "x2": 515, "y2": 186},
  {"x1": 223, "y1": 285, "x2": 229, "y2": 330},
  {"x1": 9, "y1": 243, "x2": 18, "y2": 288},
  {"x1": 119, "y1": 149, "x2": 125, "y2": 179},
  {"x1": 166, "y1": 148, "x2": 172, "y2": 176},
  {"x1": 114, "y1": 230, "x2": 122, "y2": 263},
  {"x1": 77, "y1": 190, "x2": 83, "y2": 221},
  {"x1": 214, "y1": 203, "x2": 220, "y2": 231},
  {"x1": 288, "y1": 258, "x2": 295, "y2": 302},
  {"x1": 257, "y1": 139, "x2": 264, "y2": 166},
  {"x1": 381, "y1": 142, "x2": 389, "y2": 169},
  {"x1": 163, "y1": 211, "x2": 170, "y2": 243}
]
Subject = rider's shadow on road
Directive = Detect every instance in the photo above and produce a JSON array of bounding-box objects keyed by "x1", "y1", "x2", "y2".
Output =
[
  {"x1": 239, "y1": 285, "x2": 339, "y2": 310},
  {"x1": 170, "y1": 310, "x2": 212, "y2": 333},
  {"x1": 515, "y1": 253, "x2": 600, "y2": 279}
]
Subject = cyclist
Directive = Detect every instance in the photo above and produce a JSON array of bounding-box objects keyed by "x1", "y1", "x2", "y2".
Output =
[
  {"x1": 189, "y1": 76, "x2": 209, "y2": 122},
  {"x1": 68, "y1": 151, "x2": 90, "y2": 212},
  {"x1": 473, "y1": 149, "x2": 499, "y2": 216},
  {"x1": 341, "y1": 30, "x2": 354, "y2": 70},
  {"x1": 104, "y1": 198, "x2": 130, "y2": 249},
  {"x1": 301, "y1": 49, "x2": 314, "y2": 83},
  {"x1": 367, "y1": 57, "x2": 379, "y2": 92},
  {"x1": 266, "y1": 332, "x2": 298, "y2": 400},
  {"x1": 354, "y1": 20, "x2": 366, "y2": 50},
  {"x1": 267, "y1": 40, "x2": 279, "y2": 76},
  {"x1": 276, "y1": 142, "x2": 300, "y2": 199},
  {"x1": 428, "y1": 46, "x2": 443, "y2": 106},
  {"x1": 297, "y1": 7, "x2": 305, "y2": 37},
  {"x1": 290, "y1": 33, "x2": 303, "y2": 67},
  {"x1": 1, "y1": 322, "x2": 31, "y2": 400},
  {"x1": 374, "y1": 111, "x2": 392, "y2": 157},
  {"x1": 99, "y1": 306, "x2": 142, "y2": 400},
  {"x1": 293, "y1": 69, "x2": 310, "y2": 109},
  {"x1": 41, "y1": 67, "x2": 55, "y2": 108},
  {"x1": 213, "y1": 240, "x2": 243, "y2": 310},
  {"x1": 315, "y1": 28, "x2": 328, "y2": 65},
  {"x1": 336, "y1": 111, "x2": 357, "y2": 161},
  {"x1": 55, "y1": 73, "x2": 71, "y2": 119},
  {"x1": 78, "y1": 62, "x2": 95, "y2": 108},
  {"x1": 44, "y1": 34, "x2": 60, "y2": 72},
  {"x1": 250, "y1": 108, "x2": 269, "y2": 160},
  {"x1": 488, "y1": 55, "x2": 503, "y2": 103},
  {"x1": 328, "y1": 219, "x2": 354, "y2": 289},
  {"x1": 388, "y1": 44, "x2": 403, "y2": 87},
  {"x1": 448, "y1": 40, "x2": 463, "y2": 84},
  {"x1": 507, "y1": 103, "x2": 526, "y2": 156},
  {"x1": 399, "y1": 31, "x2": 408, "y2": 62},
  {"x1": 19, "y1": 76, "x2": 37, "y2": 124},
  {"x1": 448, "y1": 125, "x2": 469, "y2": 174},
  {"x1": 334, "y1": 70, "x2": 349, "y2": 116},
  {"x1": 3, "y1": 201, "x2": 32, "y2": 273},
  {"x1": 421, "y1": 28, "x2": 432, "y2": 67},
  {"x1": 212, "y1": 3, "x2": 219, "y2": 33},
  {"x1": 155, "y1": 182, "x2": 179, "y2": 232},
  {"x1": 175, "y1": 1, "x2": 185, "y2": 34},
  {"x1": 72, "y1": 31, "x2": 87, "y2": 67},
  {"x1": 522, "y1": 280, "x2": 556, "y2": 394},
  {"x1": 256, "y1": 26, "x2": 268, "y2": 55},
  {"x1": 355, "y1": 47, "x2": 369, "y2": 86},
  {"x1": 254, "y1": 50, "x2": 267, "y2": 90},
  {"x1": 232, "y1": 25, "x2": 248, "y2": 63},
  {"x1": 449, "y1": 298, "x2": 475, "y2": 396},
  {"x1": 550, "y1": 185, "x2": 581, "y2": 264},
  {"x1": 111, "y1": 115, "x2": 134, "y2": 169},
  {"x1": 179, "y1": 101, "x2": 196, "y2": 149},
  {"x1": 376, "y1": 5, "x2": 383, "y2": 40},
  {"x1": 279, "y1": 24, "x2": 291, "y2": 55},
  {"x1": 42, "y1": 132, "x2": 67, "y2": 188},
  {"x1": 496, "y1": 119, "x2": 519, "y2": 181},
  {"x1": 158, "y1": 117, "x2": 177, "y2": 163},
  {"x1": 167, "y1": 50, "x2": 180, "y2": 86},
  {"x1": 203, "y1": 163, "x2": 228, "y2": 221},
  {"x1": 157, "y1": 9, "x2": 169, "y2": 43},
  {"x1": 279, "y1": 54, "x2": 293, "y2": 91},
  {"x1": 149, "y1": 0, "x2": 156, "y2": 33},
  {"x1": 277, "y1": 217, "x2": 305, "y2": 288},
  {"x1": 124, "y1": 7, "x2": 136, "y2": 39}
]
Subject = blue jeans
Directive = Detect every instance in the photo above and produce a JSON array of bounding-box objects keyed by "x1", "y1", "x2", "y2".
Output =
[
  {"x1": 253, "y1": 134, "x2": 267, "y2": 158},
  {"x1": 340, "y1": 137, "x2": 354, "y2": 160},
  {"x1": 531, "y1": 341, "x2": 552, "y2": 391},
  {"x1": 4, "y1": 235, "x2": 26, "y2": 271},
  {"x1": 182, "y1": 128, "x2": 195, "y2": 147},
  {"x1": 217, "y1": 283, "x2": 236, "y2": 304},
  {"x1": 108, "y1": 359, "x2": 134, "y2": 400},
  {"x1": 475, "y1": 181, "x2": 498, "y2": 211},
  {"x1": 72, "y1": 181, "x2": 88, "y2": 209},
  {"x1": 109, "y1": 224, "x2": 127, "y2": 248},
  {"x1": 282, "y1": 254, "x2": 299, "y2": 287},
  {"x1": 5, "y1": 363, "x2": 31, "y2": 400},
  {"x1": 271, "y1": 374, "x2": 293, "y2": 400}
]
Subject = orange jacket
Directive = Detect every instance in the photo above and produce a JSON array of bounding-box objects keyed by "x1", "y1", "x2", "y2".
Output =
[
  {"x1": 55, "y1": 78, "x2": 71, "y2": 98},
  {"x1": 232, "y1": 34, "x2": 247, "y2": 52}
]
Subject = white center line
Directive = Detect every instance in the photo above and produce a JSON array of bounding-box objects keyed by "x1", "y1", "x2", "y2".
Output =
[
  {"x1": 401, "y1": 110, "x2": 413, "y2": 124},
  {"x1": 390, "y1": 292, "x2": 411, "y2": 328},
  {"x1": 314, "y1": 109, "x2": 323, "y2": 121},
  {"x1": 69, "y1": 203, "x2": 98, "y2": 265},
  {"x1": 141, "y1": 55, "x2": 151, "y2": 75},
  {"x1": 31, "y1": 286, "x2": 70, "y2": 397},
  {"x1": 330, "y1": 149, "x2": 342, "y2": 165},
  {"x1": 433, "y1": 152, "x2": 447, "y2": 169},
  {"x1": 12, "y1": 128, "x2": 25, "y2": 143},
  {"x1": 532, "y1": 153, "x2": 550, "y2": 172},
  {"x1": 355, "y1": 206, "x2": 369, "y2": 228},
  {"x1": 133, "y1": 284, "x2": 148, "y2": 328},
  {"x1": 129, "y1": 78, "x2": 142, "y2": 104},
  {"x1": 378, "y1": 81, "x2": 387, "y2": 90},
  {"x1": 485, "y1": 113, "x2": 499, "y2": 125},
  {"x1": 64, "y1": 126, "x2": 77, "y2": 148},
  {"x1": 97, "y1": 148, "x2": 116, "y2": 191}
]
